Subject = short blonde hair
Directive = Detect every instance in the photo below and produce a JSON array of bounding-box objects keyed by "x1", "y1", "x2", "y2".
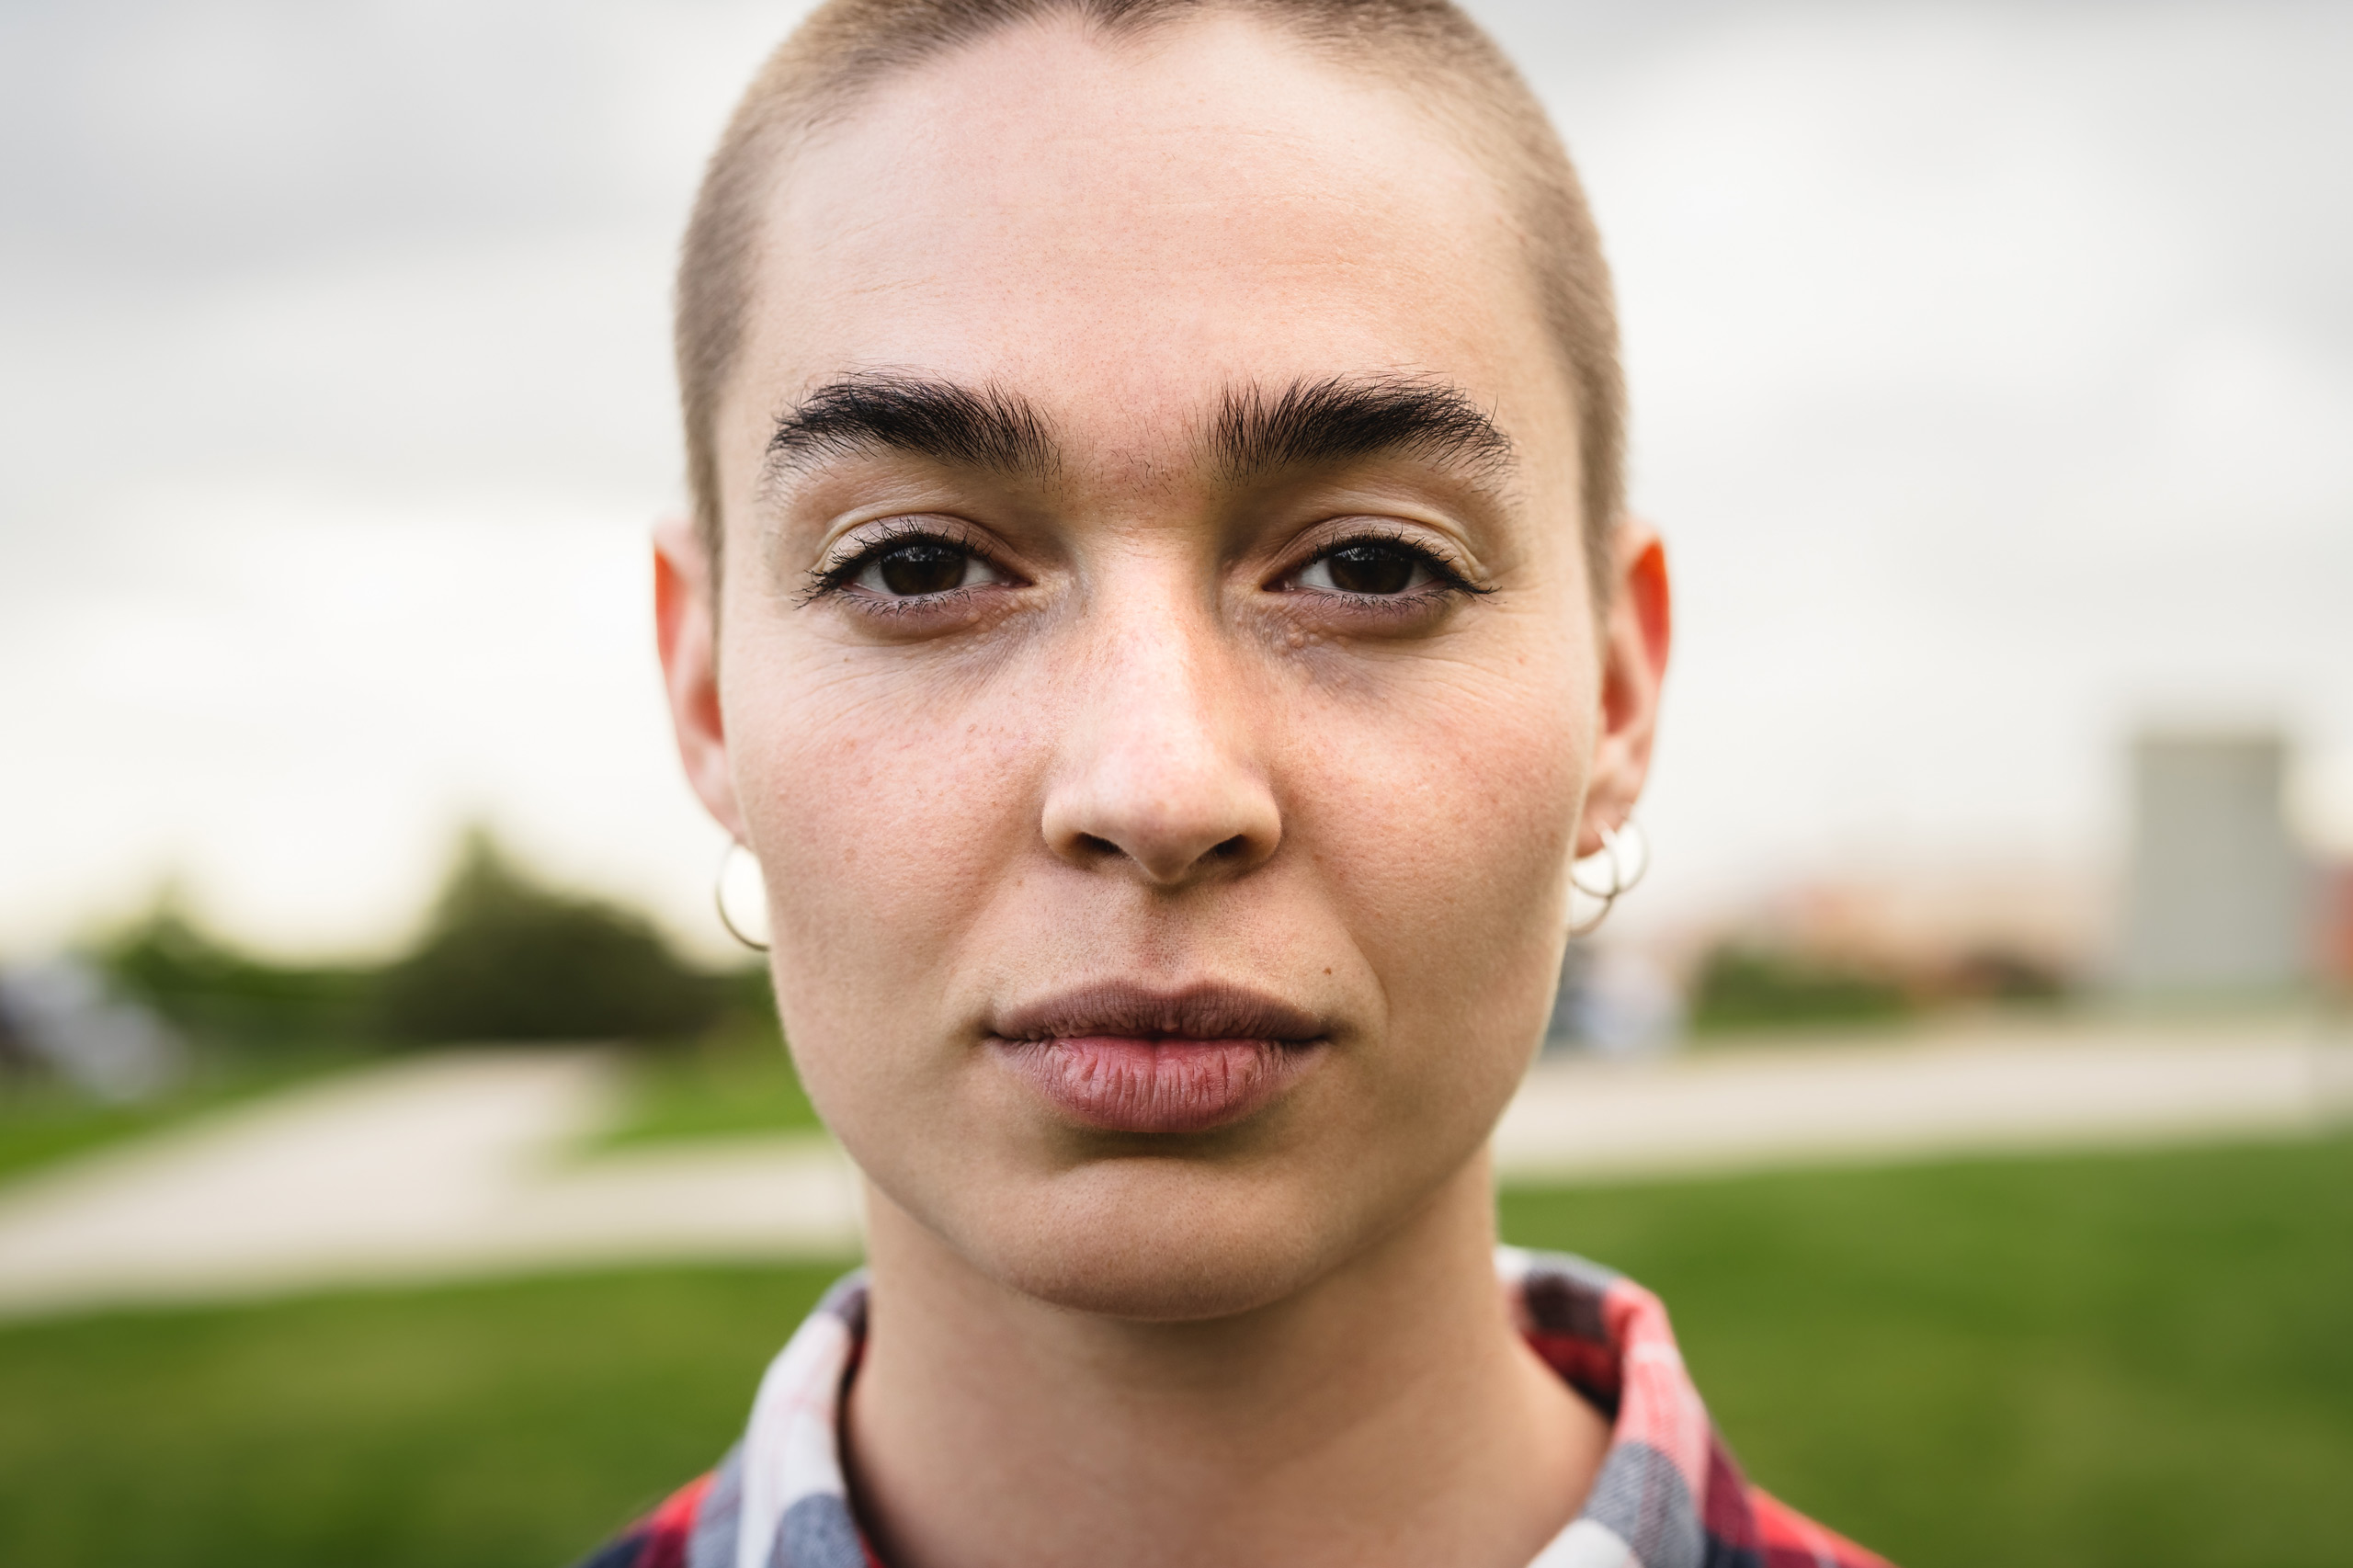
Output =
[{"x1": 677, "y1": 0, "x2": 1623, "y2": 592}]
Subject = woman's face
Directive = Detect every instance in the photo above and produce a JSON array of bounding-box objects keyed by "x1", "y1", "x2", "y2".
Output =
[{"x1": 660, "y1": 17, "x2": 1666, "y2": 1318}]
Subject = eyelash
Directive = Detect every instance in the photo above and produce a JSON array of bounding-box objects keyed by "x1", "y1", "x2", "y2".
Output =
[
  {"x1": 799, "y1": 519, "x2": 1006, "y2": 607},
  {"x1": 799, "y1": 523, "x2": 1491, "y2": 608},
  {"x1": 1279, "y1": 526, "x2": 1493, "y2": 603}
]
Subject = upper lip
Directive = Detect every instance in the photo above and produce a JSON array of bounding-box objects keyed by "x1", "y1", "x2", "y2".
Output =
[{"x1": 988, "y1": 981, "x2": 1329, "y2": 1044}]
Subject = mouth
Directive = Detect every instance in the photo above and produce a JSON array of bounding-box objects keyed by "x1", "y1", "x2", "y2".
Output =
[{"x1": 986, "y1": 981, "x2": 1331, "y2": 1135}]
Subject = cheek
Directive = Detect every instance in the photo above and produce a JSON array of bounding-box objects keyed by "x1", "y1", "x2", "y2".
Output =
[
  {"x1": 1288, "y1": 636, "x2": 1594, "y2": 1054},
  {"x1": 718, "y1": 638, "x2": 1038, "y2": 1071}
]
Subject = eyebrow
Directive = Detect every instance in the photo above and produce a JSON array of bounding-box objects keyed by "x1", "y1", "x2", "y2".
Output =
[
  {"x1": 766, "y1": 372, "x2": 1060, "y2": 478},
  {"x1": 763, "y1": 370, "x2": 1512, "y2": 492},
  {"x1": 1211, "y1": 376, "x2": 1515, "y2": 483}
]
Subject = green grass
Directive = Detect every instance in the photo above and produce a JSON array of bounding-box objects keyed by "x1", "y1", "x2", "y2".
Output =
[
  {"x1": 1, "y1": 1136, "x2": 2346, "y2": 1567},
  {"x1": 1498, "y1": 1134, "x2": 2353, "y2": 1568},
  {"x1": 594, "y1": 1023, "x2": 826, "y2": 1147},
  {"x1": 0, "y1": 1086, "x2": 192, "y2": 1183},
  {"x1": 0, "y1": 1264, "x2": 851, "y2": 1568},
  {"x1": 0, "y1": 1054, "x2": 358, "y2": 1186},
  {"x1": 1, "y1": 1019, "x2": 821, "y2": 1191},
  {"x1": 2, "y1": 1021, "x2": 824, "y2": 1188}
]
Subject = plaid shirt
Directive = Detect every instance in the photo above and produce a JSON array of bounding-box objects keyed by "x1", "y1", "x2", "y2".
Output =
[{"x1": 576, "y1": 1248, "x2": 1892, "y2": 1568}]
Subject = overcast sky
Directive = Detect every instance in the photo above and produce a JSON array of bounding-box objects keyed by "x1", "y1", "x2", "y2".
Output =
[{"x1": 2, "y1": 0, "x2": 2347, "y2": 960}]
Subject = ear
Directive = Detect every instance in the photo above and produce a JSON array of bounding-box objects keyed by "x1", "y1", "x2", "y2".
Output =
[
  {"x1": 1576, "y1": 521, "x2": 1672, "y2": 858},
  {"x1": 654, "y1": 514, "x2": 747, "y2": 842}
]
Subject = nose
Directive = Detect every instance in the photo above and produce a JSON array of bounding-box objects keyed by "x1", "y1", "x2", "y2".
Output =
[{"x1": 1039, "y1": 590, "x2": 1281, "y2": 886}]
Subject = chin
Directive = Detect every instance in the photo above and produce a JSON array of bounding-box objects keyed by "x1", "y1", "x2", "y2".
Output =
[
  {"x1": 991, "y1": 1174, "x2": 1351, "y2": 1321},
  {"x1": 938, "y1": 1157, "x2": 1392, "y2": 1323}
]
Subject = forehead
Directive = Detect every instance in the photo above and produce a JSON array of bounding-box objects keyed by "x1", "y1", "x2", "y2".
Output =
[{"x1": 731, "y1": 13, "x2": 1572, "y2": 472}]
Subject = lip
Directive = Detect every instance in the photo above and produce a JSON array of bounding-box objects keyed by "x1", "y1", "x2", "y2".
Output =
[{"x1": 987, "y1": 981, "x2": 1330, "y2": 1135}]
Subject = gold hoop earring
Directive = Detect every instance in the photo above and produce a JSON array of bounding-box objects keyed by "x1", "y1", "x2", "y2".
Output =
[{"x1": 714, "y1": 840, "x2": 770, "y2": 953}]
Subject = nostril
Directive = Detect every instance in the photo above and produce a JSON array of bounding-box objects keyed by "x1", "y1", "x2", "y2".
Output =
[
  {"x1": 1075, "y1": 833, "x2": 1120, "y2": 858},
  {"x1": 1211, "y1": 835, "x2": 1249, "y2": 859}
]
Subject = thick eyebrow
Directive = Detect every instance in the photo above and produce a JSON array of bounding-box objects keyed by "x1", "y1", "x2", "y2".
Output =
[
  {"x1": 1211, "y1": 376, "x2": 1515, "y2": 483},
  {"x1": 765, "y1": 372, "x2": 1059, "y2": 479}
]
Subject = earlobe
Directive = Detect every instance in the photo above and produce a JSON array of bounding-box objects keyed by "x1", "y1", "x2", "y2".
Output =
[
  {"x1": 653, "y1": 515, "x2": 746, "y2": 841},
  {"x1": 1576, "y1": 522, "x2": 1672, "y2": 858}
]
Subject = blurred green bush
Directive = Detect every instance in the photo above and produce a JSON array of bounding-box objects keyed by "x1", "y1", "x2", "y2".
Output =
[
  {"x1": 1688, "y1": 946, "x2": 1915, "y2": 1033},
  {"x1": 101, "y1": 903, "x2": 378, "y2": 1054},
  {"x1": 1688, "y1": 940, "x2": 2071, "y2": 1036},
  {"x1": 374, "y1": 831, "x2": 722, "y2": 1046},
  {"x1": 97, "y1": 829, "x2": 752, "y2": 1054}
]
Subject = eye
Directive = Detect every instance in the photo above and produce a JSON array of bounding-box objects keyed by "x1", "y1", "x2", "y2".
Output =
[
  {"x1": 847, "y1": 538, "x2": 1009, "y2": 597},
  {"x1": 1291, "y1": 540, "x2": 1443, "y2": 597}
]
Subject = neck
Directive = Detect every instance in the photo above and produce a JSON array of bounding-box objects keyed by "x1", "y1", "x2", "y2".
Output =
[{"x1": 844, "y1": 1153, "x2": 1609, "y2": 1568}]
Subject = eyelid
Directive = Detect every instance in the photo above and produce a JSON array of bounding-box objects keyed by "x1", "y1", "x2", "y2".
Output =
[
  {"x1": 803, "y1": 515, "x2": 1023, "y2": 603},
  {"x1": 1272, "y1": 520, "x2": 1491, "y2": 595},
  {"x1": 814, "y1": 514, "x2": 992, "y2": 575}
]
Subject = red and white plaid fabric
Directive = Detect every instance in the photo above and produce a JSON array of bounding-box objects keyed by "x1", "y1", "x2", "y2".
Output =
[{"x1": 576, "y1": 1250, "x2": 1893, "y2": 1568}]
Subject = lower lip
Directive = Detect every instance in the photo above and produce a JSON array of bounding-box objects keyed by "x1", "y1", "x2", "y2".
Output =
[{"x1": 994, "y1": 1036, "x2": 1320, "y2": 1134}]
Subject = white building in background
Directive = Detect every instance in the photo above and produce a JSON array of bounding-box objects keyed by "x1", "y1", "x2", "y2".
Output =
[{"x1": 2119, "y1": 731, "x2": 2313, "y2": 994}]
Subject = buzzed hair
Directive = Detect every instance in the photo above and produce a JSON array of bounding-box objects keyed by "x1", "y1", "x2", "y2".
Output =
[{"x1": 676, "y1": 0, "x2": 1625, "y2": 596}]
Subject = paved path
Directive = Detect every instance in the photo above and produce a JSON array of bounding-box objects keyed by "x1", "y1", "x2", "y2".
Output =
[
  {"x1": 0, "y1": 1052, "x2": 861, "y2": 1318},
  {"x1": 1, "y1": 1020, "x2": 2345, "y2": 1318},
  {"x1": 1496, "y1": 1017, "x2": 2352, "y2": 1179}
]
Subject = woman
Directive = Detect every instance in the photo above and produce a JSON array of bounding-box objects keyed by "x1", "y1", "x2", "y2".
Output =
[{"x1": 591, "y1": 2, "x2": 1888, "y2": 1564}]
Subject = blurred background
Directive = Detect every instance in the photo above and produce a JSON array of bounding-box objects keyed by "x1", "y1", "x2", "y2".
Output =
[{"x1": 0, "y1": 2, "x2": 2347, "y2": 1565}]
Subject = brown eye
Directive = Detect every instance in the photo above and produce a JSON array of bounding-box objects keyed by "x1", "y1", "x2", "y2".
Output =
[
  {"x1": 850, "y1": 539, "x2": 1006, "y2": 597},
  {"x1": 1296, "y1": 541, "x2": 1432, "y2": 596}
]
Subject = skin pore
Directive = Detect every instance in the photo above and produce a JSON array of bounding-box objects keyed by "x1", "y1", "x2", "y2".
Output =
[{"x1": 654, "y1": 13, "x2": 1670, "y2": 1568}]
